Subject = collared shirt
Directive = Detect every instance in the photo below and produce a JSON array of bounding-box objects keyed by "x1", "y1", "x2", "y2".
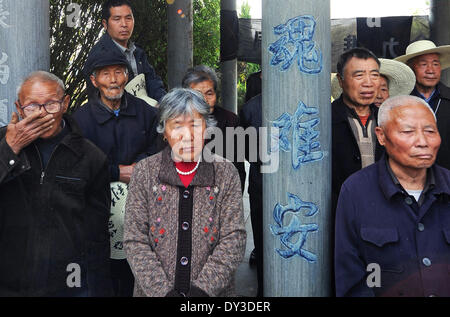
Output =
[
  {"x1": 385, "y1": 156, "x2": 435, "y2": 207},
  {"x1": 412, "y1": 87, "x2": 441, "y2": 112},
  {"x1": 345, "y1": 105, "x2": 377, "y2": 168},
  {"x1": 112, "y1": 39, "x2": 138, "y2": 76},
  {"x1": 95, "y1": 92, "x2": 128, "y2": 116}
]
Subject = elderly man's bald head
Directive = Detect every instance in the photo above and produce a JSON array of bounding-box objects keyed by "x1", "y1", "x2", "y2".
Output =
[
  {"x1": 378, "y1": 95, "x2": 436, "y2": 128},
  {"x1": 16, "y1": 71, "x2": 65, "y2": 101}
]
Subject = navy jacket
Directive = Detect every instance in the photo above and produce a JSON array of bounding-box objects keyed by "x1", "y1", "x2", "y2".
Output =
[
  {"x1": 0, "y1": 116, "x2": 112, "y2": 296},
  {"x1": 83, "y1": 33, "x2": 166, "y2": 103},
  {"x1": 335, "y1": 156, "x2": 450, "y2": 297},
  {"x1": 331, "y1": 96, "x2": 384, "y2": 213},
  {"x1": 72, "y1": 92, "x2": 161, "y2": 181}
]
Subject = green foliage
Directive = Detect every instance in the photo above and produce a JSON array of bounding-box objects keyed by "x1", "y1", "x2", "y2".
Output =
[
  {"x1": 130, "y1": 0, "x2": 168, "y2": 86},
  {"x1": 50, "y1": 0, "x2": 104, "y2": 111},
  {"x1": 239, "y1": 1, "x2": 251, "y2": 19},
  {"x1": 193, "y1": 0, "x2": 221, "y2": 70},
  {"x1": 237, "y1": 62, "x2": 261, "y2": 111}
]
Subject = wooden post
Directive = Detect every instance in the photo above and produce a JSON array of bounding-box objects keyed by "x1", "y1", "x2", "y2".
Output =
[{"x1": 167, "y1": 0, "x2": 193, "y2": 89}]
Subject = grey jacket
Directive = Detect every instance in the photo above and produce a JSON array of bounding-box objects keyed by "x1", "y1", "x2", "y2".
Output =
[{"x1": 124, "y1": 146, "x2": 246, "y2": 297}]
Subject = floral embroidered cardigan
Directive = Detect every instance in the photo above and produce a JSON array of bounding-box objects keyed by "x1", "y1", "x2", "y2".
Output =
[{"x1": 124, "y1": 146, "x2": 246, "y2": 297}]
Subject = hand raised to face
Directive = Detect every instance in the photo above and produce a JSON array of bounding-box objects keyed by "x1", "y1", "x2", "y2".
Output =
[{"x1": 5, "y1": 110, "x2": 55, "y2": 155}]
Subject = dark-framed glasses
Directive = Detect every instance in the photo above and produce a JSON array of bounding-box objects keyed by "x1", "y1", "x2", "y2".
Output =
[{"x1": 19, "y1": 98, "x2": 65, "y2": 116}]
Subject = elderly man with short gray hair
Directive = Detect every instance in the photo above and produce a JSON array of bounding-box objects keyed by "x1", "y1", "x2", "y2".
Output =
[
  {"x1": 335, "y1": 95, "x2": 450, "y2": 297},
  {"x1": 0, "y1": 71, "x2": 112, "y2": 296}
]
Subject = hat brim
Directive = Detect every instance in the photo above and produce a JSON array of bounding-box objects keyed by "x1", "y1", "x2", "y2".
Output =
[
  {"x1": 331, "y1": 58, "x2": 416, "y2": 100},
  {"x1": 91, "y1": 61, "x2": 129, "y2": 72},
  {"x1": 394, "y1": 45, "x2": 450, "y2": 70},
  {"x1": 125, "y1": 74, "x2": 158, "y2": 107},
  {"x1": 135, "y1": 95, "x2": 158, "y2": 107}
]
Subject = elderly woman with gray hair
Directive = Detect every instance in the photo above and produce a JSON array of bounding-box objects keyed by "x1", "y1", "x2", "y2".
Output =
[{"x1": 124, "y1": 88, "x2": 246, "y2": 297}]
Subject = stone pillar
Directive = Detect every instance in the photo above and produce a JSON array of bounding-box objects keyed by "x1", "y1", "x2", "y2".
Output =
[
  {"x1": 262, "y1": 0, "x2": 332, "y2": 296},
  {"x1": 0, "y1": 0, "x2": 50, "y2": 127}
]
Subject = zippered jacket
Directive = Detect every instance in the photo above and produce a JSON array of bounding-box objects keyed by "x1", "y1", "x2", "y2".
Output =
[{"x1": 0, "y1": 115, "x2": 112, "y2": 296}]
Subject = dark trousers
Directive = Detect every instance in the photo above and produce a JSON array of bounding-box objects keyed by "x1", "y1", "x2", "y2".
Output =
[
  {"x1": 249, "y1": 190, "x2": 263, "y2": 297},
  {"x1": 110, "y1": 259, "x2": 134, "y2": 297}
]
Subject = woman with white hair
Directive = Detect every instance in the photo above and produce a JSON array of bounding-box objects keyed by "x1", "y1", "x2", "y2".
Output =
[{"x1": 124, "y1": 88, "x2": 246, "y2": 297}]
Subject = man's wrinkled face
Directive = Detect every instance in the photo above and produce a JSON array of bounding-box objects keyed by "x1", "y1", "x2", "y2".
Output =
[
  {"x1": 16, "y1": 80, "x2": 69, "y2": 139},
  {"x1": 102, "y1": 5, "x2": 134, "y2": 47},
  {"x1": 410, "y1": 53, "x2": 441, "y2": 91},
  {"x1": 189, "y1": 80, "x2": 216, "y2": 113},
  {"x1": 90, "y1": 65, "x2": 128, "y2": 102},
  {"x1": 376, "y1": 103, "x2": 441, "y2": 171},
  {"x1": 338, "y1": 57, "x2": 380, "y2": 108},
  {"x1": 374, "y1": 76, "x2": 389, "y2": 108}
]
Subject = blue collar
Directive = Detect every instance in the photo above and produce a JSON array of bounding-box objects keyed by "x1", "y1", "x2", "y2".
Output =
[
  {"x1": 413, "y1": 87, "x2": 439, "y2": 103},
  {"x1": 378, "y1": 154, "x2": 450, "y2": 201},
  {"x1": 91, "y1": 92, "x2": 136, "y2": 125}
]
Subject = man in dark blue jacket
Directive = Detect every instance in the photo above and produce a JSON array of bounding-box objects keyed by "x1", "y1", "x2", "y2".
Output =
[
  {"x1": 335, "y1": 95, "x2": 450, "y2": 297},
  {"x1": 83, "y1": 0, "x2": 166, "y2": 103},
  {"x1": 73, "y1": 47, "x2": 161, "y2": 297}
]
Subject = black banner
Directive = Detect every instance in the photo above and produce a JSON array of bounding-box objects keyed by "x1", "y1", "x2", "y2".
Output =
[
  {"x1": 356, "y1": 16, "x2": 413, "y2": 59},
  {"x1": 220, "y1": 10, "x2": 239, "y2": 62},
  {"x1": 237, "y1": 18, "x2": 262, "y2": 64}
]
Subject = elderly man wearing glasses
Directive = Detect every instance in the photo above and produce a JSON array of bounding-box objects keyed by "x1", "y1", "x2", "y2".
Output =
[{"x1": 0, "y1": 71, "x2": 112, "y2": 296}]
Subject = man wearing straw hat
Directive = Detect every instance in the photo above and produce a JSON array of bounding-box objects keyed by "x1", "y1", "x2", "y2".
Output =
[{"x1": 395, "y1": 40, "x2": 450, "y2": 170}]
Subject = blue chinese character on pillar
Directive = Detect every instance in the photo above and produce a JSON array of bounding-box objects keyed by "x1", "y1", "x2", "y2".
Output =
[
  {"x1": 269, "y1": 15, "x2": 322, "y2": 74},
  {"x1": 270, "y1": 192, "x2": 318, "y2": 263},
  {"x1": 271, "y1": 100, "x2": 323, "y2": 170}
]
